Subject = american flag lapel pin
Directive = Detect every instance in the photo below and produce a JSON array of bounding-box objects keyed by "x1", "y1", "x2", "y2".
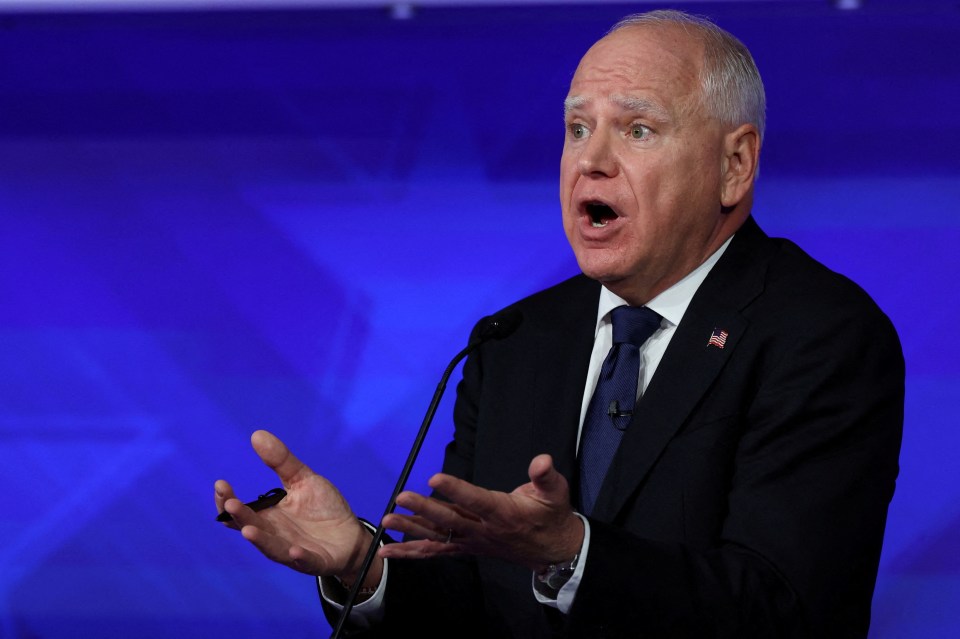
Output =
[{"x1": 707, "y1": 327, "x2": 729, "y2": 349}]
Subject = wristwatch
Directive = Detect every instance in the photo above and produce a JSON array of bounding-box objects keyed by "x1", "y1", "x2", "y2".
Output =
[{"x1": 535, "y1": 553, "x2": 580, "y2": 593}]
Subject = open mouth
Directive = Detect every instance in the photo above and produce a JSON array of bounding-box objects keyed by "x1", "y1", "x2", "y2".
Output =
[{"x1": 585, "y1": 201, "x2": 618, "y2": 228}]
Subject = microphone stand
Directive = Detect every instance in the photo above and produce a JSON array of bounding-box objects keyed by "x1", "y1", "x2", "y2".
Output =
[{"x1": 328, "y1": 331, "x2": 490, "y2": 639}]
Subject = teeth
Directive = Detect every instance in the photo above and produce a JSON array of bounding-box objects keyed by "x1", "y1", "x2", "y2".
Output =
[{"x1": 586, "y1": 202, "x2": 615, "y2": 227}]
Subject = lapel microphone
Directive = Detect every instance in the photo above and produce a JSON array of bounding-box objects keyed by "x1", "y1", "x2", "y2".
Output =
[
  {"x1": 607, "y1": 400, "x2": 633, "y2": 431},
  {"x1": 330, "y1": 307, "x2": 523, "y2": 639}
]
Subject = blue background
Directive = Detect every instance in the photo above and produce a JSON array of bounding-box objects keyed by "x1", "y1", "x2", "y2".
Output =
[{"x1": 1, "y1": 1, "x2": 957, "y2": 637}]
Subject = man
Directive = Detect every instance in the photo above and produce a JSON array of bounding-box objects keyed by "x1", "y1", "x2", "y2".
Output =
[{"x1": 215, "y1": 10, "x2": 904, "y2": 638}]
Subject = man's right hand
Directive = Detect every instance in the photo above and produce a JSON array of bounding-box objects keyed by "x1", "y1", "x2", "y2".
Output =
[{"x1": 214, "y1": 429, "x2": 383, "y2": 588}]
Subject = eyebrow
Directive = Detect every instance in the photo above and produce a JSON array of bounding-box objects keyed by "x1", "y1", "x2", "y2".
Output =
[
  {"x1": 563, "y1": 94, "x2": 671, "y2": 121},
  {"x1": 563, "y1": 95, "x2": 587, "y2": 117}
]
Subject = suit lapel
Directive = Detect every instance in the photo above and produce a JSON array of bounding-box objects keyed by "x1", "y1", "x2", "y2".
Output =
[
  {"x1": 529, "y1": 277, "x2": 600, "y2": 485},
  {"x1": 591, "y1": 217, "x2": 773, "y2": 521}
]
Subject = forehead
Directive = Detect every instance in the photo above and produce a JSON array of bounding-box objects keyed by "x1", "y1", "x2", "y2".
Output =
[{"x1": 567, "y1": 24, "x2": 704, "y2": 110}]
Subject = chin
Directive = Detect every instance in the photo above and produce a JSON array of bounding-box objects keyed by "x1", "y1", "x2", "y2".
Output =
[
  {"x1": 577, "y1": 262, "x2": 628, "y2": 288},
  {"x1": 573, "y1": 248, "x2": 620, "y2": 278}
]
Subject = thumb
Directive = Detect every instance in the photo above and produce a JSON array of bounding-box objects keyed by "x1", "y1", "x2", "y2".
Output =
[
  {"x1": 528, "y1": 454, "x2": 568, "y2": 501},
  {"x1": 251, "y1": 429, "x2": 313, "y2": 486}
]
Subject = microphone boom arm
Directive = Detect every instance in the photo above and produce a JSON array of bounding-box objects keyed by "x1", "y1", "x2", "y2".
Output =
[{"x1": 330, "y1": 309, "x2": 521, "y2": 638}]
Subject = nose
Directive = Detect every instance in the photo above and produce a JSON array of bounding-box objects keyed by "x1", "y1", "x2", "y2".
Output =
[{"x1": 578, "y1": 130, "x2": 618, "y2": 178}]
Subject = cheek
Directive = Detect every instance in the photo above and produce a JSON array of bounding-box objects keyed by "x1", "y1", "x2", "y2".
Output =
[
  {"x1": 558, "y1": 162, "x2": 578, "y2": 216},
  {"x1": 627, "y1": 156, "x2": 696, "y2": 215},
  {"x1": 623, "y1": 168, "x2": 670, "y2": 222},
  {"x1": 559, "y1": 154, "x2": 577, "y2": 192}
]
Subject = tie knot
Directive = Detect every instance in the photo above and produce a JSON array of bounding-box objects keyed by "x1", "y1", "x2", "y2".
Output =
[{"x1": 611, "y1": 305, "x2": 662, "y2": 348}]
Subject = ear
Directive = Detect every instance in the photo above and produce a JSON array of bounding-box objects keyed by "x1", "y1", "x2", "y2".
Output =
[{"x1": 720, "y1": 124, "x2": 760, "y2": 208}]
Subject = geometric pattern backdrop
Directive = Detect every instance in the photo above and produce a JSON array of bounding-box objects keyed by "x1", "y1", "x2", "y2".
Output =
[{"x1": 1, "y1": 1, "x2": 957, "y2": 637}]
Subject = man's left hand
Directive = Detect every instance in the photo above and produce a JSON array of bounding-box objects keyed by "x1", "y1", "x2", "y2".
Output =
[{"x1": 379, "y1": 454, "x2": 584, "y2": 572}]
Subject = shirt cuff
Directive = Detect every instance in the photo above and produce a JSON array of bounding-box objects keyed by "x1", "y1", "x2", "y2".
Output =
[
  {"x1": 317, "y1": 520, "x2": 388, "y2": 629},
  {"x1": 532, "y1": 512, "x2": 590, "y2": 614}
]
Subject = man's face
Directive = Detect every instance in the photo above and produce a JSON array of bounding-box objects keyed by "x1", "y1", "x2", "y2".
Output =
[{"x1": 560, "y1": 25, "x2": 740, "y2": 304}]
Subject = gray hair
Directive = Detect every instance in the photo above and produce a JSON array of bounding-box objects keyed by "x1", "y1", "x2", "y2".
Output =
[{"x1": 609, "y1": 10, "x2": 766, "y2": 143}]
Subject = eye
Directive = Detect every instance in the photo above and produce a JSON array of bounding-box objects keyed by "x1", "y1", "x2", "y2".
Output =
[
  {"x1": 569, "y1": 123, "x2": 589, "y2": 140},
  {"x1": 630, "y1": 124, "x2": 651, "y2": 140}
]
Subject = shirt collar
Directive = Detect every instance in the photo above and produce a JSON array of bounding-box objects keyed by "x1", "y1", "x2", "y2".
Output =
[{"x1": 594, "y1": 235, "x2": 733, "y2": 335}]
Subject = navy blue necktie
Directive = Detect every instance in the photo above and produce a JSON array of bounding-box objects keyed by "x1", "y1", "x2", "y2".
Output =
[{"x1": 578, "y1": 305, "x2": 662, "y2": 515}]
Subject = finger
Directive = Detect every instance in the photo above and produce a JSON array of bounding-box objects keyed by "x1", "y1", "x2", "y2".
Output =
[
  {"x1": 215, "y1": 480, "x2": 244, "y2": 529},
  {"x1": 250, "y1": 429, "x2": 313, "y2": 487},
  {"x1": 240, "y1": 524, "x2": 324, "y2": 575},
  {"x1": 223, "y1": 495, "x2": 277, "y2": 535},
  {"x1": 393, "y1": 492, "x2": 486, "y2": 546},
  {"x1": 215, "y1": 479, "x2": 237, "y2": 512},
  {"x1": 382, "y1": 512, "x2": 453, "y2": 542},
  {"x1": 377, "y1": 538, "x2": 464, "y2": 560},
  {"x1": 426, "y1": 474, "x2": 501, "y2": 521},
  {"x1": 394, "y1": 490, "x2": 479, "y2": 527}
]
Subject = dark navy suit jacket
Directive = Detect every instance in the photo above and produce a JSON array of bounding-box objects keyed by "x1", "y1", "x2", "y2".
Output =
[{"x1": 329, "y1": 216, "x2": 904, "y2": 638}]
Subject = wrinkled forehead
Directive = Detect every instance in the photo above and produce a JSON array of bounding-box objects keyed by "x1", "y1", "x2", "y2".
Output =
[
  {"x1": 568, "y1": 24, "x2": 705, "y2": 104},
  {"x1": 563, "y1": 94, "x2": 671, "y2": 122}
]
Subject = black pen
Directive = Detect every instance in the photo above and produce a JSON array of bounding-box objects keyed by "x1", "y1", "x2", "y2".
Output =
[{"x1": 216, "y1": 488, "x2": 287, "y2": 522}]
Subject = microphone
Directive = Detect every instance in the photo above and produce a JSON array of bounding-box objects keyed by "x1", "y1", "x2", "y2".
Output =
[
  {"x1": 330, "y1": 307, "x2": 523, "y2": 639},
  {"x1": 607, "y1": 400, "x2": 632, "y2": 418},
  {"x1": 476, "y1": 307, "x2": 523, "y2": 341},
  {"x1": 607, "y1": 401, "x2": 633, "y2": 431}
]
